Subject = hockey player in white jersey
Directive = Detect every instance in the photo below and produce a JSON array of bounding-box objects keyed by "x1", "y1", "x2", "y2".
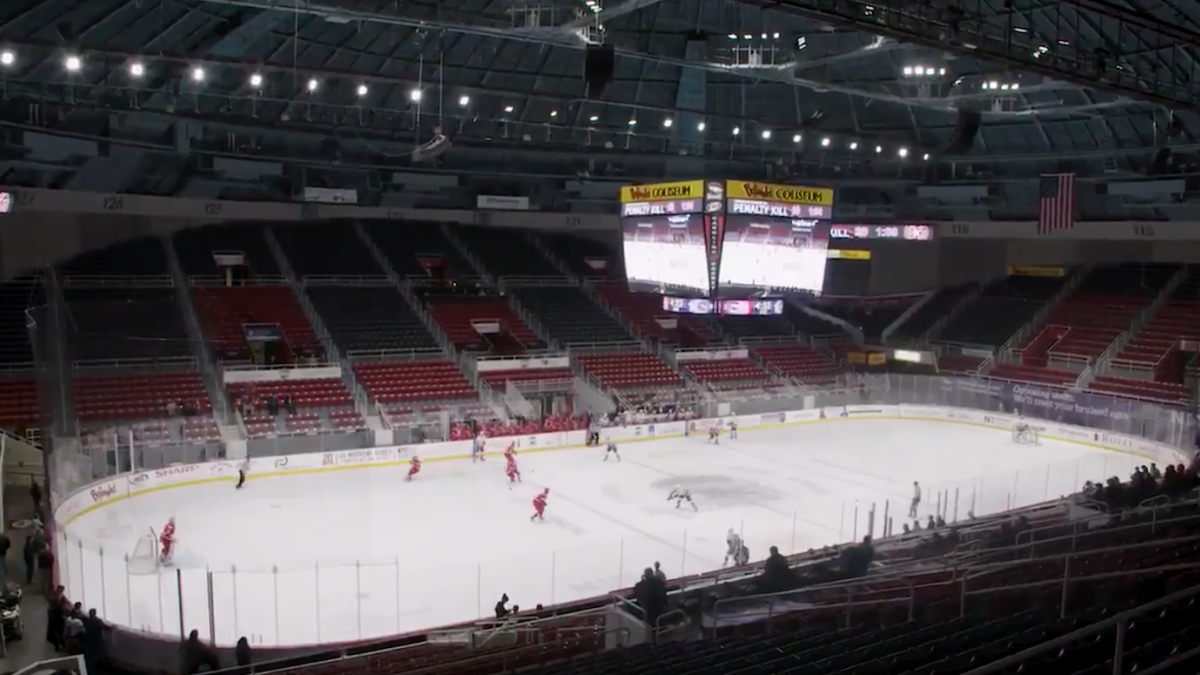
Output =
[
  {"x1": 728, "y1": 420, "x2": 738, "y2": 439},
  {"x1": 604, "y1": 439, "x2": 621, "y2": 462},
  {"x1": 724, "y1": 528, "x2": 749, "y2": 566},
  {"x1": 707, "y1": 424, "x2": 721, "y2": 445},
  {"x1": 472, "y1": 432, "x2": 487, "y2": 463},
  {"x1": 667, "y1": 486, "x2": 697, "y2": 511}
]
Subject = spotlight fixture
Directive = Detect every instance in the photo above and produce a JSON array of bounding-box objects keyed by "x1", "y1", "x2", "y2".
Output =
[
  {"x1": 792, "y1": 134, "x2": 801, "y2": 143},
  {"x1": 356, "y1": 84, "x2": 369, "y2": 97},
  {"x1": 64, "y1": 55, "x2": 81, "y2": 72},
  {"x1": 761, "y1": 130, "x2": 771, "y2": 140},
  {"x1": 549, "y1": 110, "x2": 558, "y2": 118},
  {"x1": 923, "y1": 153, "x2": 930, "y2": 160},
  {"x1": 249, "y1": 73, "x2": 263, "y2": 87},
  {"x1": 875, "y1": 145, "x2": 882, "y2": 153},
  {"x1": 732, "y1": 126, "x2": 740, "y2": 136},
  {"x1": 849, "y1": 142, "x2": 858, "y2": 150},
  {"x1": 190, "y1": 66, "x2": 205, "y2": 82},
  {"x1": 589, "y1": 114, "x2": 599, "y2": 123},
  {"x1": 663, "y1": 117, "x2": 673, "y2": 128},
  {"x1": 306, "y1": 78, "x2": 319, "y2": 92},
  {"x1": 0, "y1": 50, "x2": 15, "y2": 67},
  {"x1": 697, "y1": 121, "x2": 706, "y2": 131},
  {"x1": 820, "y1": 137, "x2": 830, "y2": 147},
  {"x1": 409, "y1": 89, "x2": 422, "y2": 102},
  {"x1": 128, "y1": 62, "x2": 145, "y2": 78},
  {"x1": 898, "y1": 147, "x2": 909, "y2": 158},
  {"x1": 458, "y1": 95, "x2": 470, "y2": 106},
  {"x1": 627, "y1": 119, "x2": 637, "y2": 127}
]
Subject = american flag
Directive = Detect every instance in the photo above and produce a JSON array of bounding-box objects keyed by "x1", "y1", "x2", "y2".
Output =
[{"x1": 1038, "y1": 173, "x2": 1076, "y2": 234}]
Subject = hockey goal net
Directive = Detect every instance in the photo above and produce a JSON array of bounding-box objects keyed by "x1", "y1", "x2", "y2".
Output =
[
  {"x1": 128, "y1": 527, "x2": 160, "y2": 575},
  {"x1": 1011, "y1": 425, "x2": 1040, "y2": 445}
]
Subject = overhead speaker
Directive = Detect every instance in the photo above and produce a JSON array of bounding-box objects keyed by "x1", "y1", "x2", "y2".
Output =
[
  {"x1": 948, "y1": 110, "x2": 982, "y2": 154},
  {"x1": 585, "y1": 45, "x2": 615, "y2": 98}
]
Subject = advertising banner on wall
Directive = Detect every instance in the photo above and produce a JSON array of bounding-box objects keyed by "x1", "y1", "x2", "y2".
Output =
[{"x1": 998, "y1": 381, "x2": 1183, "y2": 433}]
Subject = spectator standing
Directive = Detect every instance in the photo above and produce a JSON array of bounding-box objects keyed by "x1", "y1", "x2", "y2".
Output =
[
  {"x1": 30, "y1": 478, "x2": 42, "y2": 515},
  {"x1": 181, "y1": 629, "x2": 220, "y2": 673},
  {"x1": 22, "y1": 535, "x2": 35, "y2": 584},
  {"x1": 235, "y1": 637, "x2": 252, "y2": 666}
]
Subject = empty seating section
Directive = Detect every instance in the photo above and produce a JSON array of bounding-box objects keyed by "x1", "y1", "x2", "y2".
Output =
[
  {"x1": 512, "y1": 287, "x2": 631, "y2": 344},
  {"x1": 888, "y1": 285, "x2": 973, "y2": 341},
  {"x1": 782, "y1": 304, "x2": 847, "y2": 337},
  {"x1": 427, "y1": 299, "x2": 539, "y2": 351},
  {"x1": 0, "y1": 379, "x2": 37, "y2": 426},
  {"x1": 939, "y1": 275, "x2": 1067, "y2": 346},
  {"x1": 681, "y1": 358, "x2": 770, "y2": 389},
  {"x1": 229, "y1": 376, "x2": 359, "y2": 438},
  {"x1": 597, "y1": 284, "x2": 713, "y2": 346},
  {"x1": 575, "y1": 352, "x2": 681, "y2": 391},
  {"x1": 477, "y1": 367, "x2": 573, "y2": 389},
  {"x1": 228, "y1": 378, "x2": 353, "y2": 412},
  {"x1": 364, "y1": 222, "x2": 476, "y2": 279},
  {"x1": 174, "y1": 225, "x2": 279, "y2": 276},
  {"x1": 273, "y1": 223, "x2": 381, "y2": 276},
  {"x1": 64, "y1": 288, "x2": 192, "y2": 361},
  {"x1": 938, "y1": 352, "x2": 988, "y2": 373},
  {"x1": 539, "y1": 232, "x2": 617, "y2": 278},
  {"x1": 306, "y1": 287, "x2": 436, "y2": 353},
  {"x1": 0, "y1": 275, "x2": 44, "y2": 366},
  {"x1": 354, "y1": 360, "x2": 476, "y2": 404},
  {"x1": 1089, "y1": 376, "x2": 1187, "y2": 402},
  {"x1": 989, "y1": 362, "x2": 1078, "y2": 386},
  {"x1": 74, "y1": 371, "x2": 210, "y2": 423},
  {"x1": 817, "y1": 297, "x2": 919, "y2": 341},
  {"x1": 453, "y1": 225, "x2": 560, "y2": 277},
  {"x1": 716, "y1": 315, "x2": 794, "y2": 340},
  {"x1": 753, "y1": 345, "x2": 840, "y2": 381},
  {"x1": 60, "y1": 238, "x2": 168, "y2": 276},
  {"x1": 1022, "y1": 264, "x2": 1176, "y2": 365},
  {"x1": 192, "y1": 286, "x2": 321, "y2": 361}
]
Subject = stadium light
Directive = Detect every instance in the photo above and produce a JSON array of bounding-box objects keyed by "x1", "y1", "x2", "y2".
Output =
[
  {"x1": 190, "y1": 66, "x2": 205, "y2": 82},
  {"x1": 409, "y1": 89, "x2": 422, "y2": 102},
  {"x1": 356, "y1": 84, "x2": 368, "y2": 97},
  {"x1": 306, "y1": 78, "x2": 319, "y2": 92},
  {"x1": 697, "y1": 121, "x2": 706, "y2": 131},
  {"x1": 898, "y1": 147, "x2": 909, "y2": 158},
  {"x1": 820, "y1": 137, "x2": 830, "y2": 147},
  {"x1": 549, "y1": 110, "x2": 558, "y2": 118},
  {"x1": 504, "y1": 105, "x2": 515, "y2": 113},
  {"x1": 923, "y1": 153, "x2": 930, "y2": 160},
  {"x1": 792, "y1": 134, "x2": 801, "y2": 143},
  {"x1": 761, "y1": 130, "x2": 771, "y2": 140},
  {"x1": 249, "y1": 72, "x2": 263, "y2": 87},
  {"x1": 458, "y1": 95, "x2": 470, "y2": 106},
  {"x1": 662, "y1": 117, "x2": 673, "y2": 128},
  {"x1": 64, "y1": 55, "x2": 81, "y2": 72},
  {"x1": 128, "y1": 62, "x2": 145, "y2": 78},
  {"x1": 627, "y1": 118, "x2": 637, "y2": 127},
  {"x1": 875, "y1": 145, "x2": 883, "y2": 153},
  {"x1": 0, "y1": 50, "x2": 14, "y2": 67},
  {"x1": 732, "y1": 126, "x2": 740, "y2": 136},
  {"x1": 588, "y1": 114, "x2": 599, "y2": 123},
  {"x1": 849, "y1": 142, "x2": 858, "y2": 150}
]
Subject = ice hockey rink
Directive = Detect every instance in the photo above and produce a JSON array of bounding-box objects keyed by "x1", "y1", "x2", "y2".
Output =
[{"x1": 63, "y1": 419, "x2": 1145, "y2": 647}]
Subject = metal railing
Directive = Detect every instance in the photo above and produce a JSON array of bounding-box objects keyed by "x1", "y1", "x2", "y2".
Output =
[
  {"x1": 188, "y1": 274, "x2": 287, "y2": 286},
  {"x1": 346, "y1": 347, "x2": 446, "y2": 362},
  {"x1": 498, "y1": 276, "x2": 576, "y2": 287},
  {"x1": 300, "y1": 275, "x2": 392, "y2": 287},
  {"x1": 71, "y1": 356, "x2": 198, "y2": 371},
  {"x1": 62, "y1": 274, "x2": 173, "y2": 288}
]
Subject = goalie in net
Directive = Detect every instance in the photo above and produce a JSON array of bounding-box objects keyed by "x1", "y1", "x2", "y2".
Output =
[
  {"x1": 1012, "y1": 421, "x2": 1039, "y2": 445},
  {"x1": 129, "y1": 518, "x2": 175, "y2": 574}
]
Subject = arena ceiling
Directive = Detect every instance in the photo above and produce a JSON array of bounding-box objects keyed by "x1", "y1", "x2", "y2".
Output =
[{"x1": 0, "y1": 0, "x2": 1198, "y2": 187}]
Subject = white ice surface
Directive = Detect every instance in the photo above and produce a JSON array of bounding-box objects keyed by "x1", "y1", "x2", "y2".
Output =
[{"x1": 61, "y1": 420, "x2": 1141, "y2": 647}]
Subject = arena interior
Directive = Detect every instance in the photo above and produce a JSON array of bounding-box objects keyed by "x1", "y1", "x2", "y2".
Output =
[{"x1": 2, "y1": 0, "x2": 1200, "y2": 673}]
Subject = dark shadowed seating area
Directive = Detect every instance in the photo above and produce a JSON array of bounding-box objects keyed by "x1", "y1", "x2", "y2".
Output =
[
  {"x1": 539, "y1": 232, "x2": 618, "y2": 278},
  {"x1": 364, "y1": 221, "x2": 478, "y2": 280},
  {"x1": 174, "y1": 224, "x2": 280, "y2": 277},
  {"x1": 64, "y1": 287, "x2": 193, "y2": 361},
  {"x1": 274, "y1": 222, "x2": 383, "y2": 276},
  {"x1": 306, "y1": 287, "x2": 437, "y2": 353},
  {"x1": 453, "y1": 225, "x2": 561, "y2": 277},
  {"x1": 511, "y1": 286, "x2": 632, "y2": 345},
  {"x1": 886, "y1": 285, "x2": 973, "y2": 342},
  {"x1": 0, "y1": 275, "x2": 44, "y2": 366},
  {"x1": 939, "y1": 274, "x2": 1069, "y2": 347}
]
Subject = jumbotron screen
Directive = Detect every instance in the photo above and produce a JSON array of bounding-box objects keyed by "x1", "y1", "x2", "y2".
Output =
[{"x1": 619, "y1": 181, "x2": 710, "y2": 294}]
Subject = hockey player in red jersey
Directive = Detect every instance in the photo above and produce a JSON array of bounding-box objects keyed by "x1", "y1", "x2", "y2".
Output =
[
  {"x1": 504, "y1": 444, "x2": 521, "y2": 484},
  {"x1": 530, "y1": 488, "x2": 549, "y2": 521},
  {"x1": 159, "y1": 517, "x2": 177, "y2": 565},
  {"x1": 406, "y1": 455, "x2": 422, "y2": 482}
]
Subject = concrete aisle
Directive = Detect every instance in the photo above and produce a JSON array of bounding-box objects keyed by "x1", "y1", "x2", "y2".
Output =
[{"x1": 0, "y1": 484, "x2": 58, "y2": 672}]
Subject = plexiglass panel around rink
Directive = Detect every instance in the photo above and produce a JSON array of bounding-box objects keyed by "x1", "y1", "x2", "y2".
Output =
[{"x1": 46, "y1": 368, "x2": 1194, "y2": 648}]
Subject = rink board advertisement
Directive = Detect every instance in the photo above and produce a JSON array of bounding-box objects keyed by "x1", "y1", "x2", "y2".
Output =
[{"x1": 52, "y1": 404, "x2": 1188, "y2": 533}]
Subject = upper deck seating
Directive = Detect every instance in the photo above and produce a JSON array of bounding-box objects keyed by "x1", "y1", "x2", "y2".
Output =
[
  {"x1": 1088, "y1": 376, "x2": 1188, "y2": 403},
  {"x1": 426, "y1": 297, "x2": 541, "y2": 352},
  {"x1": 192, "y1": 286, "x2": 322, "y2": 361},
  {"x1": 511, "y1": 286, "x2": 631, "y2": 345},
  {"x1": 452, "y1": 226, "x2": 561, "y2": 277},
  {"x1": 227, "y1": 378, "x2": 353, "y2": 412},
  {"x1": 0, "y1": 275, "x2": 44, "y2": 367},
  {"x1": 816, "y1": 297, "x2": 919, "y2": 342},
  {"x1": 715, "y1": 315, "x2": 796, "y2": 341},
  {"x1": 939, "y1": 274, "x2": 1067, "y2": 346},
  {"x1": 752, "y1": 344, "x2": 841, "y2": 381},
  {"x1": 60, "y1": 238, "x2": 169, "y2": 276},
  {"x1": 353, "y1": 360, "x2": 476, "y2": 404},
  {"x1": 174, "y1": 224, "x2": 280, "y2": 276},
  {"x1": 0, "y1": 379, "x2": 37, "y2": 426},
  {"x1": 306, "y1": 287, "x2": 436, "y2": 353},
  {"x1": 74, "y1": 371, "x2": 211, "y2": 423},
  {"x1": 681, "y1": 358, "x2": 771, "y2": 389},
  {"x1": 1109, "y1": 270, "x2": 1200, "y2": 371},
  {"x1": 888, "y1": 285, "x2": 973, "y2": 341},
  {"x1": 538, "y1": 233, "x2": 618, "y2": 278},
  {"x1": 363, "y1": 221, "x2": 477, "y2": 280},
  {"x1": 574, "y1": 352, "x2": 681, "y2": 391},
  {"x1": 1021, "y1": 264, "x2": 1176, "y2": 364},
  {"x1": 272, "y1": 222, "x2": 382, "y2": 277},
  {"x1": 596, "y1": 284, "x2": 714, "y2": 346},
  {"x1": 64, "y1": 288, "x2": 192, "y2": 361}
]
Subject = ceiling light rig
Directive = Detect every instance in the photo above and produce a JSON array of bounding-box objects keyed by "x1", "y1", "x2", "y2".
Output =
[{"x1": 0, "y1": 47, "x2": 936, "y2": 165}]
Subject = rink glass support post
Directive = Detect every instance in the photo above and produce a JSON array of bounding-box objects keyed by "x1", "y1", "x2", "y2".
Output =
[
  {"x1": 99, "y1": 546, "x2": 107, "y2": 618},
  {"x1": 935, "y1": 492, "x2": 942, "y2": 520},
  {"x1": 124, "y1": 554, "x2": 133, "y2": 625},
  {"x1": 207, "y1": 570, "x2": 216, "y2": 646},
  {"x1": 476, "y1": 564, "x2": 482, "y2": 618},
  {"x1": 77, "y1": 540, "x2": 87, "y2": 609},
  {"x1": 176, "y1": 568, "x2": 185, "y2": 641},
  {"x1": 356, "y1": 560, "x2": 363, "y2": 639},
  {"x1": 394, "y1": 555, "x2": 401, "y2": 634},
  {"x1": 617, "y1": 540, "x2": 624, "y2": 587},
  {"x1": 680, "y1": 530, "x2": 688, "y2": 577},
  {"x1": 315, "y1": 562, "x2": 321, "y2": 643},
  {"x1": 790, "y1": 512, "x2": 797, "y2": 554},
  {"x1": 273, "y1": 565, "x2": 280, "y2": 644},
  {"x1": 1012, "y1": 471, "x2": 1019, "y2": 506},
  {"x1": 953, "y1": 488, "x2": 960, "y2": 522},
  {"x1": 158, "y1": 565, "x2": 166, "y2": 633},
  {"x1": 881, "y1": 501, "x2": 890, "y2": 538},
  {"x1": 852, "y1": 503, "x2": 859, "y2": 542},
  {"x1": 550, "y1": 551, "x2": 556, "y2": 605},
  {"x1": 232, "y1": 565, "x2": 239, "y2": 638},
  {"x1": 866, "y1": 503, "x2": 875, "y2": 540},
  {"x1": 1044, "y1": 464, "x2": 1052, "y2": 500},
  {"x1": 839, "y1": 503, "x2": 846, "y2": 542}
]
